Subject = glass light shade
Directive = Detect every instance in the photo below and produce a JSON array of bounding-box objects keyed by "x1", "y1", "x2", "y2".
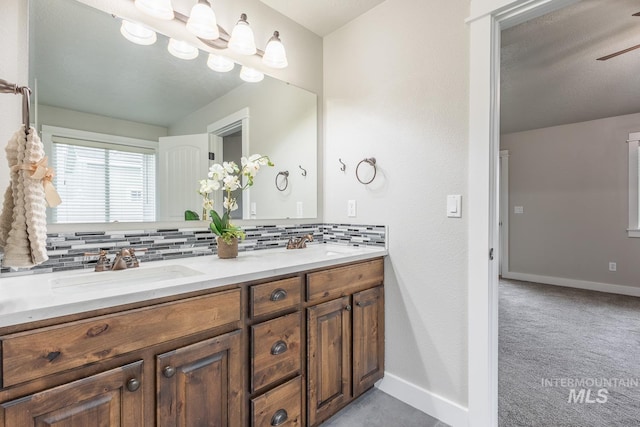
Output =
[
  {"x1": 262, "y1": 31, "x2": 288, "y2": 69},
  {"x1": 186, "y1": 3, "x2": 219, "y2": 40},
  {"x1": 228, "y1": 14, "x2": 257, "y2": 55},
  {"x1": 240, "y1": 66, "x2": 264, "y2": 83},
  {"x1": 207, "y1": 54, "x2": 234, "y2": 72},
  {"x1": 120, "y1": 20, "x2": 157, "y2": 46},
  {"x1": 134, "y1": 0, "x2": 174, "y2": 20},
  {"x1": 168, "y1": 38, "x2": 199, "y2": 60}
]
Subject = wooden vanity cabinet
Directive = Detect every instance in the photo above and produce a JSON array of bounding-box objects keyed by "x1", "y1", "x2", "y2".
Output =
[
  {"x1": 0, "y1": 256, "x2": 384, "y2": 427},
  {"x1": 306, "y1": 259, "x2": 385, "y2": 427},
  {"x1": 1, "y1": 361, "x2": 144, "y2": 427}
]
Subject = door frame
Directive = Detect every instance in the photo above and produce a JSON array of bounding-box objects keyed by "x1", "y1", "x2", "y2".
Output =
[
  {"x1": 466, "y1": 1, "x2": 580, "y2": 426},
  {"x1": 207, "y1": 108, "x2": 250, "y2": 219},
  {"x1": 499, "y1": 150, "x2": 509, "y2": 276}
]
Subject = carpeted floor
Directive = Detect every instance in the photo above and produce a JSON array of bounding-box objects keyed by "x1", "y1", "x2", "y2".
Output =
[{"x1": 499, "y1": 279, "x2": 640, "y2": 427}]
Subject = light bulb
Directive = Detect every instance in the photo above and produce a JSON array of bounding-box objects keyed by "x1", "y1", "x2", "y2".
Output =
[
  {"x1": 120, "y1": 20, "x2": 157, "y2": 46},
  {"x1": 186, "y1": 2, "x2": 219, "y2": 40},
  {"x1": 134, "y1": 0, "x2": 174, "y2": 20},
  {"x1": 207, "y1": 54, "x2": 234, "y2": 72},
  {"x1": 228, "y1": 14, "x2": 257, "y2": 56},
  {"x1": 168, "y1": 38, "x2": 199, "y2": 60},
  {"x1": 240, "y1": 66, "x2": 264, "y2": 83},
  {"x1": 262, "y1": 31, "x2": 288, "y2": 69}
]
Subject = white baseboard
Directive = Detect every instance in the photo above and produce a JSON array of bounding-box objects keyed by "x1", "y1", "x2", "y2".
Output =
[
  {"x1": 502, "y1": 271, "x2": 640, "y2": 297},
  {"x1": 376, "y1": 372, "x2": 468, "y2": 427}
]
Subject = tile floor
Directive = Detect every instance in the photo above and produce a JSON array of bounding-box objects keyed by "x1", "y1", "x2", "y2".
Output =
[{"x1": 319, "y1": 389, "x2": 449, "y2": 427}]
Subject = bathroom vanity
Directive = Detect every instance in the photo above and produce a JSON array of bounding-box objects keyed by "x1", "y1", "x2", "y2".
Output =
[{"x1": 0, "y1": 245, "x2": 385, "y2": 426}]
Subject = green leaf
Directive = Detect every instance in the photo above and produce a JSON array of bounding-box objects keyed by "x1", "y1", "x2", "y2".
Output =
[
  {"x1": 184, "y1": 210, "x2": 199, "y2": 221},
  {"x1": 210, "y1": 210, "x2": 223, "y2": 236}
]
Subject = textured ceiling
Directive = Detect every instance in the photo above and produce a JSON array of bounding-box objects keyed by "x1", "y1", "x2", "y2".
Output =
[
  {"x1": 30, "y1": 0, "x2": 245, "y2": 128},
  {"x1": 501, "y1": 0, "x2": 640, "y2": 134},
  {"x1": 259, "y1": 0, "x2": 385, "y2": 36}
]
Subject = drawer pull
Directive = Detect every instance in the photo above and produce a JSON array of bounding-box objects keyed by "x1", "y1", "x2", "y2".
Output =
[
  {"x1": 163, "y1": 366, "x2": 176, "y2": 378},
  {"x1": 126, "y1": 378, "x2": 141, "y2": 392},
  {"x1": 271, "y1": 409, "x2": 289, "y2": 426},
  {"x1": 270, "y1": 288, "x2": 288, "y2": 301},
  {"x1": 270, "y1": 340, "x2": 288, "y2": 355}
]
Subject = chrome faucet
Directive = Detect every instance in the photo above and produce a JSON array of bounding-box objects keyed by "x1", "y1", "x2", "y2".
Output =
[
  {"x1": 85, "y1": 248, "x2": 147, "y2": 271},
  {"x1": 286, "y1": 234, "x2": 314, "y2": 249}
]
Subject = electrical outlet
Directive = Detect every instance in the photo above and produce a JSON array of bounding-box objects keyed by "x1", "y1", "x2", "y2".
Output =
[
  {"x1": 609, "y1": 262, "x2": 617, "y2": 272},
  {"x1": 296, "y1": 202, "x2": 304, "y2": 217},
  {"x1": 347, "y1": 200, "x2": 357, "y2": 217}
]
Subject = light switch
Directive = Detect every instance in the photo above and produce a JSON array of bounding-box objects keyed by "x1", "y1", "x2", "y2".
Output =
[
  {"x1": 514, "y1": 206, "x2": 524, "y2": 214},
  {"x1": 250, "y1": 202, "x2": 257, "y2": 215},
  {"x1": 447, "y1": 195, "x2": 462, "y2": 218}
]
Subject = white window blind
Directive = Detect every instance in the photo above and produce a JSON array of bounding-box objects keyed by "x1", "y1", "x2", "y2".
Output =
[{"x1": 51, "y1": 136, "x2": 156, "y2": 223}]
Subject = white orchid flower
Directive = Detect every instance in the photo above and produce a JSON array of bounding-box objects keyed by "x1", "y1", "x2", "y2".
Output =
[
  {"x1": 223, "y1": 196, "x2": 238, "y2": 211},
  {"x1": 208, "y1": 163, "x2": 225, "y2": 181},
  {"x1": 223, "y1": 175, "x2": 240, "y2": 191}
]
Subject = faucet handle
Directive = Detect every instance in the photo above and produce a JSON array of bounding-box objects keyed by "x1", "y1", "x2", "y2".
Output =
[{"x1": 84, "y1": 249, "x2": 112, "y2": 272}]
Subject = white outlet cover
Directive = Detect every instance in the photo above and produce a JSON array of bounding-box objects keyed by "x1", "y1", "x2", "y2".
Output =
[
  {"x1": 347, "y1": 200, "x2": 356, "y2": 217},
  {"x1": 514, "y1": 206, "x2": 524, "y2": 214}
]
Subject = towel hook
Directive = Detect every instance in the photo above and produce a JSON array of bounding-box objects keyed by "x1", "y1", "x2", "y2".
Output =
[
  {"x1": 298, "y1": 165, "x2": 307, "y2": 176},
  {"x1": 338, "y1": 158, "x2": 346, "y2": 172},
  {"x1": 275, "y1": 171, "x2": 289, "y2": 191},
  {"x1": 0, "y1": 79, "x2": 31, "y2": 136},
  {"x1": 356, "y1": 157, "x2": 377, "y2": 185}
]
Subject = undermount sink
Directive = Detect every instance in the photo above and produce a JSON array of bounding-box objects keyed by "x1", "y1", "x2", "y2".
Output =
[{"x1": 50, "y1": 265, "x2": 204, "y2": 294}]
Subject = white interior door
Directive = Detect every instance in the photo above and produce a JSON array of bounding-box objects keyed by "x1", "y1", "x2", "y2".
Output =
[{"x1": 158, "y1": 134, "x2": 208, "y2": 221}]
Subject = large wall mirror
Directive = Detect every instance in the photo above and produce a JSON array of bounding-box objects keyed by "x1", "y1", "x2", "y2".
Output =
[{"x1": 29, "y1": 0, "x2": 318, "y2": 225}]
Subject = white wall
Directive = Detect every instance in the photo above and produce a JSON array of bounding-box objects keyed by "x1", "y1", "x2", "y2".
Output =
[
  {"x1": 38, "y1": 105, "x2": 168, "y2": 141},
  {"x1": 324, "y1": 0, "x2": 470, "y2": 412},
  {"x1": 169, "y1": 78, "x2": 318, "y2": 220},
  {"x1": 501, "y1": 112, "x2": 640, "y2": 288},
  {"x1": 0, "y1": 0, "x2": 28, "y2": 195}
]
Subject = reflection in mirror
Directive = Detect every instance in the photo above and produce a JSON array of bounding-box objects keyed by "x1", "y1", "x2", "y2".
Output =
[{"x1": 30, "y1": 0, "x2": 317, "y2": 224}]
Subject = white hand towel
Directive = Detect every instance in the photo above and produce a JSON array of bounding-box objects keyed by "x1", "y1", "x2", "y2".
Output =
[{"x1": 0, "y1": 126, "x2": 49, "y2": 268}]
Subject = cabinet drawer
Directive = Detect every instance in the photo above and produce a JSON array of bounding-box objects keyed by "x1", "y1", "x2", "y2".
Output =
[
  {"x1": 251, "y1": 376, "x2": 302, "y2": 427},
  {"x1": 250, "y1": 277, "x2": 301, "y2": 318},
  {"x1": 306, "y1": 258, "x2": 383, "y2": 302},
  {"x1": 251, "y1": 312, "x2": 301, "y2": 392},
  {"x1": 1, "y1": 289, "x2": 241, "y2": 387}
]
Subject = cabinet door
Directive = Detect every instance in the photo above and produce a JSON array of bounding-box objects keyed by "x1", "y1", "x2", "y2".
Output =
[
  {"x1": 157, "y1": 330, "x2": 242, "y2": 427},
  {"x1": 1, "y1": 361, "x2": 144, "y2": 427},
  {"x1": 353, "y1": 286, "x2": 385, "y2": 397},
  {"x1": 306, "y1": 297, "x2": 351, "y2": 426}
]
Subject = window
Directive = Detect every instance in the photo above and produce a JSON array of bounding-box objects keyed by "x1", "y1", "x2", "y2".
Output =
[
  {"x1": 43, "y1": 127, "x2": 157, "y2": 223},
  {"x1": 628, "y1": 132, "x2": 640, "y2": 237}
]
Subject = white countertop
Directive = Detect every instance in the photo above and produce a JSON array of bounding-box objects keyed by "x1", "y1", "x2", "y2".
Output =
[{"x1": 0, "y1": 244, "x2": 387, "y2": 328}]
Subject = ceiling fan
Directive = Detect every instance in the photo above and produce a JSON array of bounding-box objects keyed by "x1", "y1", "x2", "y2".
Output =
[{"x1": 597, "y1": 12, "x2": 640, "y2": 60}]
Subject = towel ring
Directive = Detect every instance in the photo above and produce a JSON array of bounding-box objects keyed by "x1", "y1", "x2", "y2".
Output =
[
  {"x1": 0, "y1": 79, "x2": 31, "y2": 136},
  {"x1": 275, "y1": 171, "x2": 289, "y2": 191},
  {"x1": 356, "y1": 158, "x2": 377, "y2": 185}
]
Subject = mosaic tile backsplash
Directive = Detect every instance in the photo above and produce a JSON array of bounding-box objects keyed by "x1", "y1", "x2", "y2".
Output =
[{"x1": 0, "y1": 223, "x2": 386, "y2": 277}]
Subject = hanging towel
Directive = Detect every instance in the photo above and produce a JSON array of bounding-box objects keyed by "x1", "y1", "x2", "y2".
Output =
[{"x1": 0, "y1": 125, "x2": 58, "y2": 268}]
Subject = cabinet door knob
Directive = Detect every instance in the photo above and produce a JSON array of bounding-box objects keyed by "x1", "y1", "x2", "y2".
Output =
[
  {"x1": 126, "y1": 378, "x2": 141, "y2": 392},
  {"x1": 345, "y1": 304, "x2": 352, "y2": 311},
  {"x1": 356, "y1": 301, "x2": 363, "y2": 307},
  {"x1": 270, "y1": 288, "x2": 288, "y2": 301},
  {"x1": 163, "y1": 366, "x2": 176, "y2": 378},
  {"x1": 271, "y1": 409, "x2": 289, "y2": 426},
  {"x1": 270, "y1": 340, "x2": 288, "y2": 355}
]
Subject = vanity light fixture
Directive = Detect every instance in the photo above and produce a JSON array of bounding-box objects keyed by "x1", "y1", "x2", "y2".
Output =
[
  {"x1": 240, "y1": 65, "x2": 264, "y2": 83},
  {"x1": 168, "y1": 38, "x2": 199, "y2": 60},
  {"x1": 262, "y1": 31, "x2": 288, "y2": 69},
  {"x1": 134, "y1": 0, "x2": 174, "y2": 21},
  {"x1": 120, "y1": 20, "x2": 157, "y2": 46},
  {"x1": 207, "y1": 54, "x2": 234, "y2": 72},
  {"x1": 186, "y1": 1, "x2": 219, "y2": 40},
  {"x1": 228, "y1": 14, "x2": 257, "y2": 56}
]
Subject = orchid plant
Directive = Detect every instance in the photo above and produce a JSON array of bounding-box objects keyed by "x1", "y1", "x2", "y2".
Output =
[{"x1": 199, "y1": 154, "x2": 273, "y2": 244}]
